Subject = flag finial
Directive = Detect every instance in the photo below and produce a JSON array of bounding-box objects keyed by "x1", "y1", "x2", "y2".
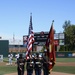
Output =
[{"x1": 52, "y1": 20, "x2": 54, "y2": 23}]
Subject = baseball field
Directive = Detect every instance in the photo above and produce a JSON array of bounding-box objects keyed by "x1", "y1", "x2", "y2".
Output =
[{"x1": 0, "y1": 58, "x2": 75, "y2": 75}]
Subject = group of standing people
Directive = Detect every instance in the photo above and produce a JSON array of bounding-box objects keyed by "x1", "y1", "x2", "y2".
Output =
[{"x1": 16, "y1": 51, "x2": 49, "y2": 75}]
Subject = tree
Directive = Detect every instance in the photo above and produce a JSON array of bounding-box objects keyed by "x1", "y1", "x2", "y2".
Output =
[
  {"x1": 64, "y1": 24, "x2": 75, "y2": 51},
  {"x1": 63, "y1": 20, "x2": 71, "y2": 32},
  {"x1": 63, "y1": 20, "x2": 71, "y2": 51}
]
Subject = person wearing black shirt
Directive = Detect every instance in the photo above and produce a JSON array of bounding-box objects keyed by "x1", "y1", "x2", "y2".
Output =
[
  {"x1": 26, "y1": 54, "x2": 34, "y2": 75},
  {"x1": 34, "y1": 53, "x2": 43, "y2": 75},
  {"x1": 42, "y1": 50, "x2": 49, "y2": 75},
  {"x1": 17, "y1": 54, "x2": 26, "y2": 75}
]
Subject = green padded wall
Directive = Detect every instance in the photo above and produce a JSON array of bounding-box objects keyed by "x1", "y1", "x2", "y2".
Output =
[{"x1": 0, "y1": 40, "x2": 9, "y2": 57}]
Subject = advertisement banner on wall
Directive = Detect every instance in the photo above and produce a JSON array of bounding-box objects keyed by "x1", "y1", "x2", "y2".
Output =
[
  {"x1": 59, "y1": 33, "x2": 64, "y2": 39},
  {"x1": 57, "y1": 52, "x2": 75, "y2": 58},
  {"x1": 72, "y1": 53, "x2": 75, "y2": 57},
  {"x1": 54, "y1": 33, "x2": 59, "y2": 39},
  {"x1": 59, "y1": 40, "x2": 64, "y2": 45},
  {"x1": 23, "y1": 36, "x2": 28, "y2": 47},
  {"x1": 57, "y1": 53, "x2": 65, "y2": 58},
  {"x1": 68, "y1": 53, "x2": 75, "y2": 57},
  {"x1": 54, "y1": 40, "x2": 59, "y2": 45}
]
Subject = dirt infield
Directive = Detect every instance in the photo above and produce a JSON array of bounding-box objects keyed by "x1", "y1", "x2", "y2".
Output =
[
  {"x1": 1, "y1": 61, "x2": 75, "y2": 66},
  {"x1": 5, "y1": 71, "x2": 75, "y2": 75},
  {"x1": 55, "y1": 62, "x2": 75, "y2": 66}
]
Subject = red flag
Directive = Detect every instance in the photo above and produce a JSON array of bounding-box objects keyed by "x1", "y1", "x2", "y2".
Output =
[
  {"x1": 26, "y1": 13, "x2": 34, "y2": 57},
  {"x1": 45, "y1": 21, "x2": 56, "y2": 73}
]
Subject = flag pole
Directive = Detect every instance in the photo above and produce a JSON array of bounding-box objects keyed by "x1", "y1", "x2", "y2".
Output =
[
  {"x1": 13, "y1": 33, "x2": 15, "y2": 53},
  {"x1": 52, "y1": 20, "x2": 54, "y2": 25}
]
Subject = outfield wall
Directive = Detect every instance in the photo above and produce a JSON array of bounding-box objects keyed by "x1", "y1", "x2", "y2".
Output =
[
  {"x1": 0, "y1": 40, "x2": 9, "y2": 57},
  {"x1": 56, "y1": 52, "x2": 75, "y2": 58}
]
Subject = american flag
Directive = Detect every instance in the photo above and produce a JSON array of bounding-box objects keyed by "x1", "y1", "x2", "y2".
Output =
[{"x1": 26, "y1": 13, "x2": 34, "y2": 57}]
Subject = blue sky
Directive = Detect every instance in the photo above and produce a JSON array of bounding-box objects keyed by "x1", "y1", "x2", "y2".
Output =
[{"x1": 0, "y1": 0, "x2": 75, "y2": 40}]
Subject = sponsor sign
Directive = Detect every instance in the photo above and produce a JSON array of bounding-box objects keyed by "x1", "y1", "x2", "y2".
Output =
[
  {"x1": 68, "y1": 54, "x2": 72, "y2": 57},
  {"x1": 72, "y1": 53, "x2": 75, "y2": 57},
  {"x1": 23, "y1": 36, "x2": 28, "y2": 47},
  {"x1": 54, "y1": 40, "x2": 59, "y2": 45},
  {"x1": 23, "y1": 36, "x2": 28, "y2": 41},
  {"x1": 59, "y1": 33, "x2": 64, "y2": 39},
  {"x1": 59, "y1": 40, "x2": 64, "y2": 45},
  {"x1": 54, "y1": 33, "x2": 59, "y2": 39},
  {"x1": 57, "y1": 54, "x2": 65, "y2": 57}
]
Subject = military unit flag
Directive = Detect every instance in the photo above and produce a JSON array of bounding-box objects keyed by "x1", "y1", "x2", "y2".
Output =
[{"x1": 45, "y1": 21, "x2": 56, "y2": 73}]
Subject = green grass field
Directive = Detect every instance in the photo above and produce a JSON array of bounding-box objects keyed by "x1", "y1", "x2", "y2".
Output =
[
  {"x1": 0, "y1": 58, "x2": 75, "y2": 75},
  {"x1": 56, "y1": 58, "x2": 75, "y2": 62},
  {"x1": 0, "y1": 66, "x2": 17, "y2": 75},
  {"x1": 53, "y1": 58, "x2": 75, "y2": 74},
  {"x1": 53, "y1": 66, "x2": 75, "y2": 74}
]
